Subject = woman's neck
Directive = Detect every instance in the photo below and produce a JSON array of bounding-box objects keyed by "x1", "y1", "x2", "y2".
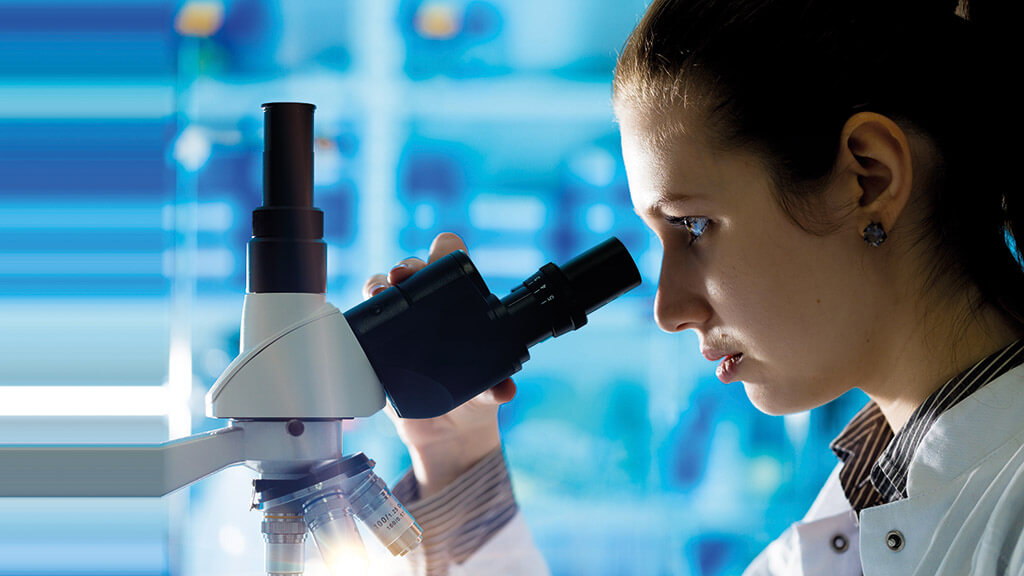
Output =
[{"x1": 866, "y1": 291, "x2": 1024, "y2": 434}]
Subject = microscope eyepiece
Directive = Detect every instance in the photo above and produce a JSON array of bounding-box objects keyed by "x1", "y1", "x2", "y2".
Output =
[
  {"x1": 261, "y1": 102, "x2": 316, "y2": 208},
  {"x1": 344, "y1": 237, "x2": 641, "y2": 418},
  {"x1": 248, "y1": 102, "x2": 326, "y2": 294},
  {"x1": 562, "y1": 237, "x2": 642, "y2": 316},
  {"x1": 502, "y1": 237, "x2": 641, "y2": 348}
]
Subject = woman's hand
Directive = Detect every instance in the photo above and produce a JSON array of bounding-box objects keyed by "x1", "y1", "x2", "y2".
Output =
[{"x1": 362, "y1": 232, "x2": 516, "y2": 498}]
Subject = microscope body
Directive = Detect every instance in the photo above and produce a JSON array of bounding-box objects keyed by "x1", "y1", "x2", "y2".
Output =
[
  {"x1": 0, "y1": 102, "x2": 642, "y2": 576},
  {"x1": 207, "y1": 292, "x2": 384, "y2": 420}
]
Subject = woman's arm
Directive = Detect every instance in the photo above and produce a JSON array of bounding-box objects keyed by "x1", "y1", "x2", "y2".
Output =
[
  {"x1": 391, "y1": 448, "x2": 537, "y2": 573},
  {"x1": 361, "y1": 232, "x2": 549, "y2": 575}
]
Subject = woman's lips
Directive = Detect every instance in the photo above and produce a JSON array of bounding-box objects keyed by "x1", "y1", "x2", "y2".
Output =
[
  {"x1": 702, "y1": 349, "x2": 741, "y2": 362},
  {"x1": 715, "y1": 353, "x2": 744, "y2": 383}
]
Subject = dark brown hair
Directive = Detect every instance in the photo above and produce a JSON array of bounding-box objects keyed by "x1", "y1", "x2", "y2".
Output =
[{"x1": 613, "y1": 0, "x2": 1024, "y2": 329}]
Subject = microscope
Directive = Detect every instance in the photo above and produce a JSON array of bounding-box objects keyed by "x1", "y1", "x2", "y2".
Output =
[{"x1": 0, "y1": 103, "x2": 641, "y2": 574}]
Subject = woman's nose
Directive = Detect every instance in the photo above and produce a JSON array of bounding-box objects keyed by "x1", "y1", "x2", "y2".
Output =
[{"x1": 654, "y1": 253, "x2": 711, "y2": 333}]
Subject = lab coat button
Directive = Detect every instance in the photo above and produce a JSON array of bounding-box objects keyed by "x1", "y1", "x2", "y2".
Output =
[
  {"x1": 886, "y1": 530, "x2": 904, "y2": 551},
  {"x1": 830, "y1": 534, "x2": 849, "y2": 553}
]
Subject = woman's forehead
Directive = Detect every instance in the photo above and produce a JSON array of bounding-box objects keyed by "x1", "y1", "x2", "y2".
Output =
[
  {"x1": 622, "y1": 122, "x2": 717, "y2": 191},
  {"x1": 622, "y1": 119, "x2": 772, "y2": 216}
]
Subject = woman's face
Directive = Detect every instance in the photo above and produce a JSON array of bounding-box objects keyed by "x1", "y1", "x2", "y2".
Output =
[{"x1": 621, "y1": 113, "x2": 887, "y2": 415}]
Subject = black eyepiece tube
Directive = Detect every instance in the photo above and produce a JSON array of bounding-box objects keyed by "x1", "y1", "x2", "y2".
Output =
[
  {"x1": 248, "y1": 102, "x2": 326, "y2": 294},
  {"x1": 501, "y1": 237, "x2": 640, "y2": 348},
  {"x1": 262, "y1": 102, "x2": 315, "y2": 207},
  {"x1": 344, "y1": 237, "x2": 642, "y2": 418},
  {"x1": 561, "y1": 237, "x2": 641, "y2": 316}
]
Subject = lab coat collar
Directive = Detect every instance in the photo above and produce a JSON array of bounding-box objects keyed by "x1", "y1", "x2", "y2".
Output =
[
  {"x1": 904, "y1": 362, "x2": 1024, "y2": 496},
  {"x1": 857, "y1": 363, "x2": 1024, "y2": 574}
]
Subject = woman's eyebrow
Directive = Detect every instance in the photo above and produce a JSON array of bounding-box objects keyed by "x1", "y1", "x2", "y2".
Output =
[{"x1": 633, "y1": 193, "x2": 700, "y2": 218}]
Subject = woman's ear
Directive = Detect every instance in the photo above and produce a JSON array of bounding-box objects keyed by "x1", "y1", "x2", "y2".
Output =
[{"x1": 833, "y1": 112, "x2": 914, "y2": 238}]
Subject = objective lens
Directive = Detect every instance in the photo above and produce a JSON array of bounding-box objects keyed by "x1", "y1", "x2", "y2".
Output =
[
  {"x1": 346, "y1": 468, "x2": 423, "y2": 556},
  {"x1": 257, "y1": 453, "x2": 422, "y2": 566},
  {"x1": 261, "y1": 511, "x2": 306, "y2": 576},
  {"x1": 302, "y1": 491, "x2": 369, "y2": 573}
]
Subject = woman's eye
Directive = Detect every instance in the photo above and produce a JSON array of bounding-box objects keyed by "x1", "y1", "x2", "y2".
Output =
[{"x1": 666, "y1": 216, "x2": 710, "y2": 246}]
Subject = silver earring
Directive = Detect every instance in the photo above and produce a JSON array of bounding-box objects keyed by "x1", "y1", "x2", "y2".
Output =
[{"x1": 863, "y1": 221, "x2": 887, "y2": 247}]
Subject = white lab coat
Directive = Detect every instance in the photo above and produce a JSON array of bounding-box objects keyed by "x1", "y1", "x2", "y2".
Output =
[
  {"x1": 389, "y1": 363, "x2": 1024, "y2": 575},
  {"x1": 744, "y1": 362, "x2": 1024, "y2": 576}
]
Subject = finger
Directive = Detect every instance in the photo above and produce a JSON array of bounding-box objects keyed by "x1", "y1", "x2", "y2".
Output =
[
  {"x1": 477, "y1": 378, "x2": 517, "y2": 406},
  {"x1": 491, "y1": 378, "x2": 517, "y2": 404},
  {"x1": 388, "y1": 257, "x2": 427, "y2": 285},
  {"x1": 427, "y1": 232, "x2": 469, "y2": 264},
  {"x1": 362, "y1": 273, "x2": 390, "y2": 300}
]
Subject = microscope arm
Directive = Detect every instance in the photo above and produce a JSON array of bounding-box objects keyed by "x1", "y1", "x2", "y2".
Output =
[
  {"x1": 0, "y1": 420, "x2": 346, "y2": 498},
  {"x1": 0, "y1": 426, "x2": 245, "y2": 497}
]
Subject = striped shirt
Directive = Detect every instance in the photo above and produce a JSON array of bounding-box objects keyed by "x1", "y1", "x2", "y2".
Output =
[
  {"x1": 831, "y1": 337, "x2": 1024, "y2": 515},
  {"x1": 392, "y1": 448, "x2": 518, "y2": 576}
]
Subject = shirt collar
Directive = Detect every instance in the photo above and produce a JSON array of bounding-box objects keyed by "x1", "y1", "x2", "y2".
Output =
[
  {"x1": 830, "y1": 401, "x2": 890, "y2": 514},
  {"x1": 831, "y1": 337, "x2": 1024, "y2": 515}
]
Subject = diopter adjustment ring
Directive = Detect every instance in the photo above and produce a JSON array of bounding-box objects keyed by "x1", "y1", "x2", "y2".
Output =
[{"x1": 532, "y1": 263, "x2": 587, "y2": 337}]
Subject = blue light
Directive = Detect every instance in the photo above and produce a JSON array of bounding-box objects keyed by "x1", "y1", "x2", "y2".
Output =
[{"x1": 1007, "y1": 228, "x2": 1022, "y2": 267}]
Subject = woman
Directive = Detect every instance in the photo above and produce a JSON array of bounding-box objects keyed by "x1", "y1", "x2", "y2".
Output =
[{"x1": 364, "y1": 0, "x2": 1024, "y2": 574}]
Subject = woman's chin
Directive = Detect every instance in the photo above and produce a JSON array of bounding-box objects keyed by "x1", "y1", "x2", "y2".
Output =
[{"x1": 742, "y1": 381, "x2": 817, "y2": 416}]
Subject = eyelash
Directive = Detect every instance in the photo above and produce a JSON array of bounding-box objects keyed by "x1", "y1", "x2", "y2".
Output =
[{"x1": 666, "y1": 216, "x2": 711, "y2": 246}]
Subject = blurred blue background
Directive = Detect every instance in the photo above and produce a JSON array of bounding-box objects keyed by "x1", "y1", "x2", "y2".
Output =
[{"x1": 0, "y1": 1, "x2": 868, "y2": 574}]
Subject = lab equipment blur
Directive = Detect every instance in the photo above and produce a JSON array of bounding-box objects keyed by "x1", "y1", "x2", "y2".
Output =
[{"x1": 0, "y1": 102, "x2": 641, "y2": 575}]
